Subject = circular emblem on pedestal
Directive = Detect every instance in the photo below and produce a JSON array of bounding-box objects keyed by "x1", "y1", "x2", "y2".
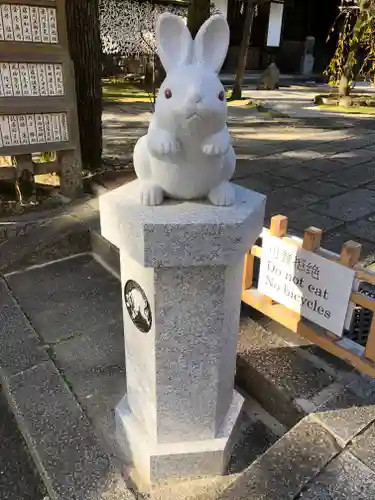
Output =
[{"x1": 124, "y1": 280, "x2": 152, "y2": 333}]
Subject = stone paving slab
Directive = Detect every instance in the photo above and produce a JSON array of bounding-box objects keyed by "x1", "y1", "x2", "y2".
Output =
[
  {"x1": 275, "y1": 163, "x2": 322, "y2": 181},
  {"x1": 331, "y1": 149, "x2": 375, "y2": 167},
  {"x1": 325, "y1": 162, "x2": 375, "y2": 188},
  {"x1": 350, "y1": 419, "x2": 375, "y2": 472},
  {"x1": 0, "y1": 279, "x2": 48, "y2": 379},
  {"x1": 310, "y1": 189, "x2": 375, "y2": 223},
  {"x1": 0, "y1": 214, "x2": 91, "y2": 275},
  {"x1": 345, "y1": 216, "x2": 375, "y2": 243},
  {"x1": 321, "y1": 228, "x2": 375, "y2": 258},
  {"x1": 218, "y1": 419, "x2": 339, "y2": 500},
  {"x1": 266, "y1": 186, "x2": 321, "y2": 210},
  {"x1": 285, "y1": 208, "x2": 343, "y2": 234},
  {"x1": 294, "y1": 179, "x2": 347, "y2": 198},
  {"x1": 0, "y1": 388, "x2": 46, "y2": 500},
  {"x1": 4, "y1": 361, "x2": 133, "y2": 500},
  {"x1": 310, "y1": 388, "x2": 375, "y2": 447},
  {"x1": 300, "y1": 450, "x2": 375, "y2": 499},
  {"x1": 7, "y1": 253, "x2": 122, "y2": 344}
]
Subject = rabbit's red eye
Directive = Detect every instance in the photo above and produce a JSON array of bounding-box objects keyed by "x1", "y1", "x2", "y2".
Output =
[
  {"x1": 218, "y1": 90, "x2": 225, "y2": 101},
  {"x1": 164, "y1": 88, "x2": 172, "y2": 99}
]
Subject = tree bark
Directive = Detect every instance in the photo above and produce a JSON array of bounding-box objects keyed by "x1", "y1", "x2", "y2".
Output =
[
  {"x1": 187, "y1": 0, "x2": 211, "y2": 38},
  {"x1": 66, "y1": 0, "x2": 102, "y2": 171},
  {"x1": 340, "y1": 0, "x2": 368, "y2": 96},
  {"x1": 231, "y1": 1, "x2": 256, "y2": 100}
]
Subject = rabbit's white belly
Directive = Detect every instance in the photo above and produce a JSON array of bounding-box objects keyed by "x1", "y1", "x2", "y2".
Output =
[{"x1": 150, "y1": 154, "x2": 224, "y2": 200}]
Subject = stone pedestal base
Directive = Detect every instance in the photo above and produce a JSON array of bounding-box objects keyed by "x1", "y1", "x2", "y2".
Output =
[
  {"x1": 116, "y1": 390, "x2": 244, "y2": 485},
  {"x1": 99, "y1": 180, "x2": 266, "y2": 487}
]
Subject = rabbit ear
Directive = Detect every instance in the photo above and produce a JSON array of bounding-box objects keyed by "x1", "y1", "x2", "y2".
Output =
[
  {"x1": 156, "y1": 13, "x2": 193, "y2": 72},
  {"x1": 193, "y1": 15, "x2": 229, "y2": 73}
]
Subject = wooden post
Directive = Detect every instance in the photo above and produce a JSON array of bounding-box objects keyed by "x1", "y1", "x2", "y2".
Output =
[
  {"x1": 340, "y1": 240, "x2": 362, "y2": 268},
  {"x1": 270, "y1": 215, "x2": 288, "y2": 238},
  {"x1": 262, "y1": 215, "x2": 288, "y2": 305},
  {"x1": 365, "y1": 317, "x2": 375, "y2": 362},
  {"x1": 302, "y1": 227, "x2": 322, "y2": 252},
  {"x1": 339, "y1": 240, "x2": 362, "y2": 343},
  {"x1": 242, "y1": 252, "x2": 254, "y2": 291}
]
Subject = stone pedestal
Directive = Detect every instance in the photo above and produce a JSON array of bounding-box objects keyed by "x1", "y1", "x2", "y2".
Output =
[{"x1": 99, "y1": 180, "x2": 266, "y2": 485}]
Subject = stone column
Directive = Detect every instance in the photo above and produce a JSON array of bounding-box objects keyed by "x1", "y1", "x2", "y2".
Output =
[
  {"x1": 301, "y1": 36, "x2": 315, "y2": 76},
  {"x1": 58, "y1": 149, "x2": 83, "y2": 198},
  {"x1": 99, "y1": 180, "x2": 265, "y2": 486}
]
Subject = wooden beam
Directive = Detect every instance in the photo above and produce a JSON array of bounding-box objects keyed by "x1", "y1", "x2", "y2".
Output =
[{"x1": 242, "y1": 288, "x2": 375, "y2": 378}]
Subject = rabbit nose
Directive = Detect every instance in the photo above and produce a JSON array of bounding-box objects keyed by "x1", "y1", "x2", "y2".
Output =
[{"x1": 190, "y1": 90, "x2": 202, "y2": 103}]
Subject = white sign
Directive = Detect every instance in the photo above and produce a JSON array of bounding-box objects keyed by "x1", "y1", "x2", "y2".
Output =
[
  {"x1": 267, "y1": 2, "x2": 284, "y2": 48},
  {"x1": 258, "y1": 235, "x2": 355, "y2": 336}
]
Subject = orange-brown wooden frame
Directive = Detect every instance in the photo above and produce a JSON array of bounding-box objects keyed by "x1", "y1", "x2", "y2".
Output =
[{"x1": 242, "y1": 215, "x2": 375, "y2": 378}]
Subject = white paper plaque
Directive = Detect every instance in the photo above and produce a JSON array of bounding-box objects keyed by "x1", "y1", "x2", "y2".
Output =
[
  {"x1": 258, "y1": 235, "x2": 355, "y2": 336},
  {"x1": 19, "y1": 63, "x2": 31, "y2": 96},
  {"x1": 17, "y1": 114, "x2": 29, "y2": 145},
  {"x1": 46, "y1": 64, "x2": 56, "y2": 95},
  {"x1": 37, "y1": 64, "x2": 48, "y2": 96},
  {"x1": 11, "y1": 5, "x2": 23, "y2": 41},
  {"x1": 1, "y1": 63, "x2": 13, "y2": 97},
  {"x1": 2, "y1": 5, "x2": 14, "y2": 41},
  {"x1": 9, "y1": 115, "x2": 20, "y2": 145},
  {"x1": 28, "y1": 64, "x2": 39, "y2": 96},
  {"x1": 35, "y1": 114, "x2": 45, "y2": 143},
  {"x1": 51, "y1": 114, "x2": 61, "y2": 142},
  {"x1": 59, "y1": 113, "x2": 69, "y2": 141},
  {"x1": 30, "y1": 6, "x2": 41, "y2": 43},
  {"x1": 0, "y1": 9, "x2": 4, "y2": 40},
  {"x1": 39, "y1": 7, "x2": 50, "y2": 43},
  {"x1": 48, "y1": 8, "x2": 58, "y2": 44},
  {"x1": 26, "y1": 114, "x2": 37, "y2": 144},
  {"x1": 21, "y1": 5, "x2": 32, "y2": 42},
  {"x1": 0, "y1": 116, "x2": 11, "y2": 146},
  {"x1": 43, "y1": 114, "x2": 53, "y2": 142},
  {"x1": 10, "y1": 63, "x2": 22, "y2": 97},
  {"x1": 54, "y1": 64, "x2": 64, "y2": 95},
  {"x1": 0, "y1": 73, "x2": 3, "y2": 97}
]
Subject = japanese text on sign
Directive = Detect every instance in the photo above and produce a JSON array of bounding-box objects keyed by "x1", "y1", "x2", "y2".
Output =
[{"x1": 258, "y1": 235, "x2": 355, "y2": 336}]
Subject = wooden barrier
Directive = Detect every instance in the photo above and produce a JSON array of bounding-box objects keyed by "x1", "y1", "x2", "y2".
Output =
[
  {"x1": 0, "y1": 0, "x2": 82, "y2": 197},
  {"x1": 242, "y1": 214, "x2": 375, "y2": 378}
]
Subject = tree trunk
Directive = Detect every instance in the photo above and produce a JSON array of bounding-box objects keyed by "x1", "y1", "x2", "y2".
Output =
[
  {"x1": 187, "y1": 0, "x2": 211, "y2": 38},
  {"x1": 66, "y1": 0, "x2": 102, "y2": 171},
  {"x1": 231, "y1": 1, "x2": 256, "y2": 100},
  {"x1": 340, "y1": 0, "x2": 368, "y2": 96}
]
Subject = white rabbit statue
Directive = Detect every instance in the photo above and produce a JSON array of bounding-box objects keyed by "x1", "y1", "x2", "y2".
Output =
[{"x1": 134, "y1": 13, "x2": 236, "y2": 206}]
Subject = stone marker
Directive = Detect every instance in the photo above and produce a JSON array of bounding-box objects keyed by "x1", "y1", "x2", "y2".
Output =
[
  {"x1": 301, "y1": 36, "x2": 315, "y2": 76},
  {"x1": 257, "y1": 62, "x2": 280, "y2": 91},
  {"x1": 99, "y1": 12, "x2": 266, "y2": 487}
]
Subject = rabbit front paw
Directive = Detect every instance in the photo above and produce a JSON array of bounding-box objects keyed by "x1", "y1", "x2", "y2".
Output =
[
  {"x1": 139, "y1": 182, "x2": 164, "y2": 206},
  {"x1": 202, "y1": 131, "x2": 230, "y2": 156},
  {"x1": 148, "y1": 130, "x2": 180, "y2": 157},
  {"x1": 208, "y1": 182, "x2": 235, "y2": 207}
]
